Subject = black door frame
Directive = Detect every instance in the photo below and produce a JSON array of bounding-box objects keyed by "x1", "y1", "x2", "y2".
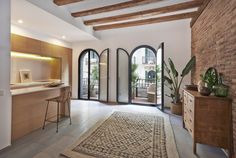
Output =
[
  {"x1": 158, "y1": 42, "x2": 164, "y2": 111},
  {"x1": 78, "y1": 49, "x2": 100, "y2": 101},
  {"x1": 99, "y1": 48, "x2": 110, "y2": 102}
]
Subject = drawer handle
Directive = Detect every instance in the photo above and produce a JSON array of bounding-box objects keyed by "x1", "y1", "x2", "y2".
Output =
[
  {"x1": 189, "y1": 119, "x2": 192, "y2": 123},
  {"x1": 189, "y1": 129, "x2": 192, "y2": 132},
  {"x1": 189, "y1": 99, "x2": 192, "y2": 103},
  {"x1": 189, "y1": 109, "x2": 192, "y2": 113}
]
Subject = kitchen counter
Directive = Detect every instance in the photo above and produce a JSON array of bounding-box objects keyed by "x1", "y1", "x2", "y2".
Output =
[
  {"x1": 11, "y1": 85, "x2": 69, "y2": 96},
  {"x1": 11, "y1": 85, "x2": 71, "y2": 141}
]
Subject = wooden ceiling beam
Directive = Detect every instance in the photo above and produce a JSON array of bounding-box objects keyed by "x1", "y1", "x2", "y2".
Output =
[
  {"x1": 85, "y1": 1, "x2": 203, "y2": 25},
  {"x1": 53, "y1": 0, "x2": 84, "y2": 6},
  {"x1": 94, "y1": 11, "x2": 197, "y2": 31},
  {"x1": 71, "y1": 0, "x2": 162, "y2": 17},
  {"x1": 190, "y1": 0, "x2": 211, "y2": 27}
]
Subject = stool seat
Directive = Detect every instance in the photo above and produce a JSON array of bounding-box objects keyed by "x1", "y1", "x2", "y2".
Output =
[{"x1": 46, "y1": 97, "x2": 64, "y2": 102}]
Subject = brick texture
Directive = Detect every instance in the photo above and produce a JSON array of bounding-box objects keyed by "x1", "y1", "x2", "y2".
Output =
[{"x1": 191, "y1": 0, "x2": 236, "y2": 157}]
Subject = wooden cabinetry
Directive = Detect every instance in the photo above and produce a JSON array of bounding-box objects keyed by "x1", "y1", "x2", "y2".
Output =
[
  {"x1": 11, "y1": 34, "x2": 72, "y2": 85},
  {"x1": 183, "y1": 89, "x2": 232, "y2": 157}
]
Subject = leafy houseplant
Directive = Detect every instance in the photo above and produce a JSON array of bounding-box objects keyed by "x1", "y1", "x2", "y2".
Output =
[
  {"x1": 163, "y1": 56, "x2": 196, "y2": 115},
  {"x1": 200, "y1": 67, "x2": 218, "y2": 92},
  {"x1": 131, "y1": 64, "x2": 139, "y2": 98}
]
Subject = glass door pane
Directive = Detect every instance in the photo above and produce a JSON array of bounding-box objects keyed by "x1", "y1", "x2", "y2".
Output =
[
  {"x1": 79, "y1": 51, "x2": 89, "y2": 99},
  {"x1": 99, "y1": 49, "x2": 109, "y2": 102},
  {"x1": 89, "y1": 50, "x2": 99, "y2": 100},
  {"x1": 157, "y1": 43, "x2": 164, "y2": 110},
  {"x1": 117, "y1": 48, "x2": 129, "y2": 103}
]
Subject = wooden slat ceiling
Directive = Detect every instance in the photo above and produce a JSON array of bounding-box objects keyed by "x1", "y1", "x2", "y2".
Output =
[
  {"x1": 53, "y1": 0, "x2": 205, "y2": 31},
  {"x1": 53, "y1": 0, "x2": 84, "y2": 6},
  {"x1": 94, "y1": 11, "x2": 197, "y2": 31},
  {"x1": 71, "y1": 0, "x2": 162, "y2": 17},
  {"x1": 85, "y1": 1, "x2": 203, "y2": 26}
]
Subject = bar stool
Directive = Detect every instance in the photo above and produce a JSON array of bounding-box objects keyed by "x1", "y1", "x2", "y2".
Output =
[{"x1": 42, "y1": 88, "x2": 72, "y2": 132}]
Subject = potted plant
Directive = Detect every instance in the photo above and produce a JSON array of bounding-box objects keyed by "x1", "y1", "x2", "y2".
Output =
[
  {"x1": 199, "y1": 67, "x2": 218, "y2": 96},
  {"x1": 163, "y1": 56, "x2": 196, "y2": 115},
  {"x1": 131, "y1": 64, "x2": 139, "y2": 99},
  {"x1": 90, "y1": 65, "x2": 98, "y2": 97}
]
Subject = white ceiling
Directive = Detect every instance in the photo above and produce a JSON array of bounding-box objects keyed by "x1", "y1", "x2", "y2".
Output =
[
  {"x1": 12, "y1": 0, "x2": 197, "y2": 42},
  {"x1": 11, "y1": 0, "x2": 98, "y2": 42}
]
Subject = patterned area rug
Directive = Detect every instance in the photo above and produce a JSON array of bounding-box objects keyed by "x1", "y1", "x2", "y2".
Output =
[{"x1": 61, "y1": 111, "x2": 179, "y2": 158}]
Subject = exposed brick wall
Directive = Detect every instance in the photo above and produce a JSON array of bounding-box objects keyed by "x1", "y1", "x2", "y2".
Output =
[{"x1": 191, "y1": 0, "x2": 236, "y2": 156}]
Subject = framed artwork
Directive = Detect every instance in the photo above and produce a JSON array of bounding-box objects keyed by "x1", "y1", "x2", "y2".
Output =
[{"x1": 20, "y1": 69, "x2": 32, "y2": 83}]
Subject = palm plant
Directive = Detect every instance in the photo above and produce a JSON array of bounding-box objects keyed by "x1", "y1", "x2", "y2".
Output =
[{"x1": 163, "y1": 56, "x2": 196, "y2": 104}]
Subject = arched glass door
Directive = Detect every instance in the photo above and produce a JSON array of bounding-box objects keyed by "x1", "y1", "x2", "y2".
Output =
[
  {"x1": 78, "y1": 49, "x2": 99, "y2": 100},
  {"x1": 99, "y1": 49, "x2": 109, "y2": 102},
  {"x1": 130, "y1": 46, "x2": 157, "y2": 105},
  {"x1": 117, "y1": 48, "x2": 130, "y2": 103}
]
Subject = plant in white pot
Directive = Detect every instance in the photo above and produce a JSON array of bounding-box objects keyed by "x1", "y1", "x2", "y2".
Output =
[{"x1": 163, "y1": 56, "x2": 196, "y2": 115}]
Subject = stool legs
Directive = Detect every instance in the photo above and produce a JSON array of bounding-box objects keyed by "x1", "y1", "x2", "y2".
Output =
[
  {"x1": 56, "y1": 102, "x2": 59, "y2": 133},
  {"x1": 43, "y1": 100, "x2": 71, "y2": 132},
  {"x1": 67, "y1": 100, "x2": 72, "y2": 125},
  {"x1": 42, "y1": 101, "x2": 49, "y2": 130}
]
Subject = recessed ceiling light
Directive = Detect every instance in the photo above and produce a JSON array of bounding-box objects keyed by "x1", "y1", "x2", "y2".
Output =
[
  {"x1": 17, "y1": 19, "x2": 23, "y2": 24},
  {"x1": 62, "y1": 36, "x2": 66, "y2": 39}
]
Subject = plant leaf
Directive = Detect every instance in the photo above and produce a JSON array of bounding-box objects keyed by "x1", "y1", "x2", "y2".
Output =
[
  {"x1": 163, "y1": 76, "x2": 173, "y2": 85},
  {"x1": 163, "y1": 61, "x2": 170, "y2": 74},
  {"x1": 181, "y1": 56, "x2": 196, "y2": 77},
  {"x1": 168, "y1": 58, "x2": 178, "y2": 77}
]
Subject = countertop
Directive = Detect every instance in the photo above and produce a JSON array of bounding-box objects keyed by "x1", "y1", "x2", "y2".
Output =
[{"x1": 11, "y1": 85, "x2": 70, "y2": 96}]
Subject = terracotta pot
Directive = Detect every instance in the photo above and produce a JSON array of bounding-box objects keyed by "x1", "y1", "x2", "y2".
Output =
[{"x1": 170, "y1": 102, "x2": 182, "y2": 115}]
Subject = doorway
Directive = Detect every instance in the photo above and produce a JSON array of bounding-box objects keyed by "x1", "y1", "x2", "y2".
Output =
[
  {"x1": 116, "y1": 44, "x2": 164, "y2": 110},
  {"x1": 78, "y1": 49, "x2": 109, "y2": 102},
  {"x1": 130, "y1": 45, "x2": 162, "y2": 106},
  {"x1": 78, "y1": 49, "x2": 99, "y2": 100}
]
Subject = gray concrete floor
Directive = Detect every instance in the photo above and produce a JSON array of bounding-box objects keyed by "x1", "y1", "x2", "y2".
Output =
[{"x1": 0, "y1": 100, "x2": 227, "y2": 158}]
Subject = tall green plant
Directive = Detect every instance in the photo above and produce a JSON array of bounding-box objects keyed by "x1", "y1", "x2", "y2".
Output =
[
  {"x1": 131, "y1": 64, "x2": 139, "y2": 87},
  {"x1": 156, "y1": 65, "x2": 161, "y2": 84},
  {"x1": 163, "y1": 56, "x2": 196, "y2": 104},
  {"x1": 91, "y1": 65, "x2": 99, "y2": 90}
]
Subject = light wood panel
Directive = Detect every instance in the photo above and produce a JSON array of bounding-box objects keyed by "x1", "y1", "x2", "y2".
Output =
[
  {"x1": 53, "y1": 0, "x2": 84, "y2": 6},
  {"x1": 12, "y1": 86, "x2": 70, "y2": 141},
  {"x1": 190, "y1": 0, "x2": 211, "y2": 27},
  {"x1": 94, "y1": 11, "x2": 197, "y2": 31},
  {"x1": 71, "y1": 0, "x2": 162, "y2": 17},
  {"x1": 85, "y1": 1, "x2": 203, "y2": 25},
  {"x1": 11, "y1": 34, "x2": 72, "y2": 86}
]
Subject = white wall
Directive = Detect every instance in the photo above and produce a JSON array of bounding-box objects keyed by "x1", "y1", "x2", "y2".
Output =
[
  {"x1": 0, "y1": 0, "x2": 11, "y2": 150},
  {"x1": 72, "y1": 20, "x2": 192, "y2": 105}
]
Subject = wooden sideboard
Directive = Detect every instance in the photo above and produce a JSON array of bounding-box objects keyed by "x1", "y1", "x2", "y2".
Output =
[{"x1": 183, "y1": 89, "x2": 232, "y2": 157}]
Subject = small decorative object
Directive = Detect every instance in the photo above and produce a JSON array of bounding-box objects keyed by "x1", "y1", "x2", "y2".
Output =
[
  {"x1": 184, "y1": 84, "x2": 198, "y2": 91},
  {"x1": 199, "y1": 86, "x2": 211, "y2": 96},
  {"x1": 163, "y1": 56, "x2": 196, "y2": 115},
  {"x1": 46, "y1": 82, "x2": 64, "y2": 87},
  {"x1": 213, "y1": 73, "x2": 229, "y2": 97},
  {"x1": 197, "y1": 80, "x2": 205, "y2": 92},
  {"x1": 19, "y1": 69, "x2": 32, "y2": 83}
]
